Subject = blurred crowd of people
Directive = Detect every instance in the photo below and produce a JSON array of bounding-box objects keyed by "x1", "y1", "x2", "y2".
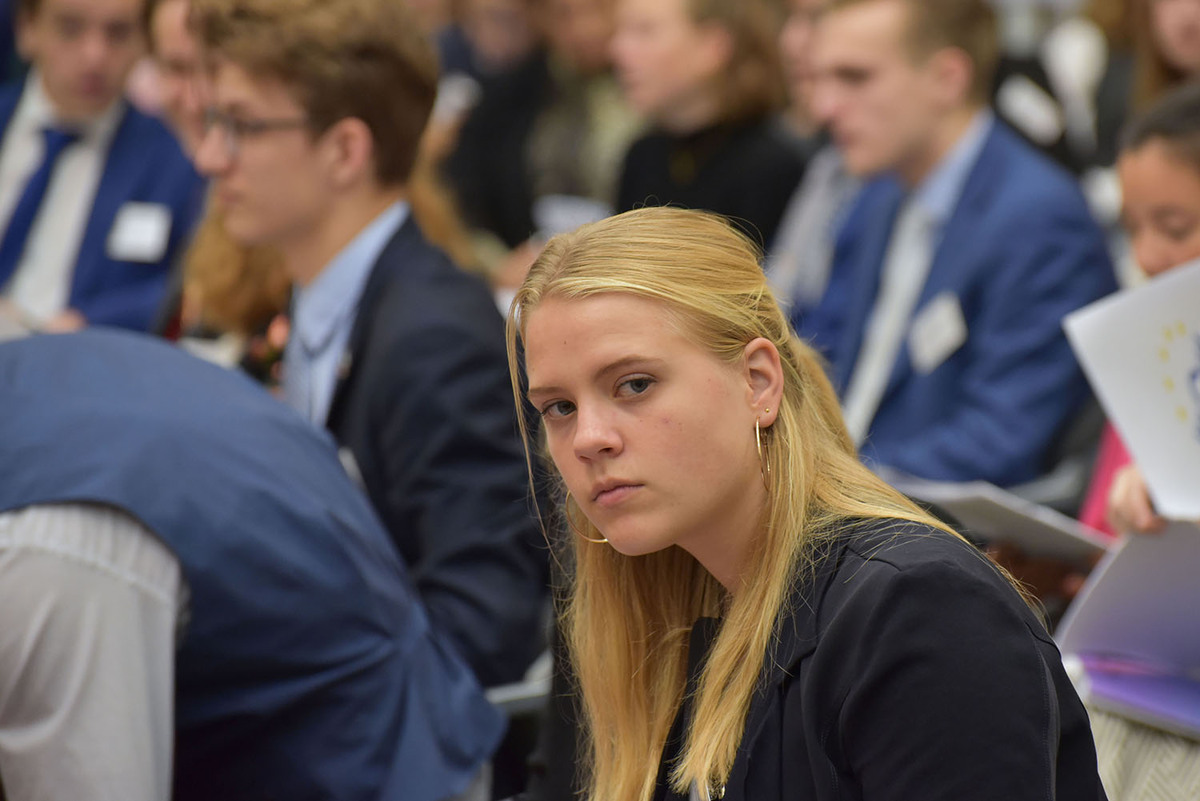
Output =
[{"x1": 0, "y1": 0, "x2": 1197, "y2": 798}]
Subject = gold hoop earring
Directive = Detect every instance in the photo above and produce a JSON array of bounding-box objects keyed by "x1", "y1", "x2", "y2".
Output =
[
  {"x1": 756, "y1": 411, "x2": 770, "y2": 477},
  {"x1": 565, "y1": 495, "x2": 608, "y2": 544}
]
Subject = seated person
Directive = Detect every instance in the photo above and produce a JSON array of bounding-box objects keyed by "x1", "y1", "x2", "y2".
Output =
[
  {"x1": 801, "y1": 0, "x2": 1116, "y2": 486},
  {"x1": 191, "y1": 0, "x2": 548, "y2": 688},
  {"x1": 1079, "y1": 80, "x2": 1200, "y2": 535},
  {"x1": 446, "y1": 0, "x2": 642, "y2": 266},
  {"x1": 508, "y1": 206, "x2": 1105, "y2": 801},
  {"x1": 0, "y1": 0, "x2": 202, "y2": 331},
  {"x1": 0, "y1": 328, "x2": 501, "y2": 801},
  {"x1": 1081, "y1": 84, "x2": 1200, "y2": 796},
  {"x1": 611, "y1": 0, "x2": 806, "y2": 251},
  {"x1": 769, "y1": 0, "x2": 859, "y2": 315},
  {"x1": 145, "y1": 0, "x2": 205, "y2": 156}
]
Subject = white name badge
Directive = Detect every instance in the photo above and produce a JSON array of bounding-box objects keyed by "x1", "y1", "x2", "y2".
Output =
[
  {"x1": 107, "y1": 202, "x2": 172, "y2": 263},
  {"x1": 908, "y1": 291, "x2": 968, "y2": 375}
]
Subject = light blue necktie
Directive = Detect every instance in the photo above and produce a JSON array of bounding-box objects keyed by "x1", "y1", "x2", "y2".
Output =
[{"x1": 0, "y1": 126, "x2": 80, "y2": 289}]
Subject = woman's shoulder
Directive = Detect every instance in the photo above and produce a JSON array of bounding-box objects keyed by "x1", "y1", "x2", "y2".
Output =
[
  {"x1": 769, "y1": 516, "x2": 1045, "y2": 673},
  {"x1": 803, "y1": 516, "x2": 1032, "y2": 628},
  {"x1": 833, "y1": 516, "x2": 985, "y2": 573}
]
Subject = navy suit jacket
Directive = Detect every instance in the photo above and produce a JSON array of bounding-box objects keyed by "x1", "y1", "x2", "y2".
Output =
[
  {"x1": 0, "y1": 83, "x2": 204, "y2": 330},
  {"x1": 326, "y1": 217, "x2": 548, "y2": 687},
  {"x1": 804, "y1": 122, "x2": 1116, "y2": 486},
  {"x1": 0, "y1": 329, "x2": 502, "y2": 801}
]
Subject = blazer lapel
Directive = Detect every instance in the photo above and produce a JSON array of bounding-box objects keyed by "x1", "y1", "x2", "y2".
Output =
[
  {"x1": 324, "y1": 216, "x2": 425, "y2": 430},
  {"x1": 68, "y1": 103, "x2": 138, "y2": 304},
  {"x1": 831, "y1": 178, "x2": 904, "y2": 392},
  {"x1": 0, "y1": 83, "x2": 22, "y2": 135},
  {"x1": 874, "y1": 124, "x2": 1004, "y2": 403}
]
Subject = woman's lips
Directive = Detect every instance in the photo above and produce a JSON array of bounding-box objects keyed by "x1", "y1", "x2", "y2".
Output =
[{"x1": 593, "y1": 484, "x2": 642, "y2": 508}]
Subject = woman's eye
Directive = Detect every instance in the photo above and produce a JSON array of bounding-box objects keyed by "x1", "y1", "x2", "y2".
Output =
[
  {"x1": 617, "y1": 376, "x2": 654, "y2": 397},
  {"x1": 540, "y1": 400, "x2": 575, "y2": 419}
]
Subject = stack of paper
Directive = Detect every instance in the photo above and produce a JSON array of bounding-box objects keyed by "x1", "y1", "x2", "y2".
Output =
[
  {"x1": 878, "y1": 467, "x2": 1109, "y2": 565},
  {"x1": 1057, "y1": 524, "x2": 1200, "y2": 739},
  {"x1": 1059, "y1": 261, "x2": 1200, "y2": 739}
]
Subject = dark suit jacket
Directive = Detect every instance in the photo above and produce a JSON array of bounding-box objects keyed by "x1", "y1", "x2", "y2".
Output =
[
  {"x1": 445, "y1": 50, "x2": 552, "y2": 249},
  {"x1": 325, "y1": 218, "x2": 547, "y2": 687},
  {"x1": 616, "y1": 117, "x2": 808, "y2": 252},
  {"x1": 804, "y1": 121, "x2": 1116, "y2": 486},
  {"x1": 0, "y1": 83, "x2": 204, "y2": 330},
  {"x1": 656, "y1": 519, "x2": 1106, "y2": 801}
]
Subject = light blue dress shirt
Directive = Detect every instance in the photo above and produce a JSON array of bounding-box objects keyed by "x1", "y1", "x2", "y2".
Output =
[
  {"x1": 909, "y1": 109, "x2": 995, "y2": 244},
  {"x1": 283, "y1": 202, "x2": 409, "y2": 425}
]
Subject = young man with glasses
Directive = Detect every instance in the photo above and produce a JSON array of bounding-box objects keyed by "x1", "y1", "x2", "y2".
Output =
[
  {"x1": 191, "y1": 0, "x2": 548, "y2": 691},
  {"x1": 0, "y1": 0, "x2": 203, "y2": 331}
]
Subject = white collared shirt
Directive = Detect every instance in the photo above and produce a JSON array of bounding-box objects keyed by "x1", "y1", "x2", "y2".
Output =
[{"x1": 0, "y1": 71, "x2": 126, "y2": 324}]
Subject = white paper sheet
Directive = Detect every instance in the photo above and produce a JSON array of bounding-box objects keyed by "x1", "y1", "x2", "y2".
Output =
[
  {"x1": 1057, "y1": 522, "x2": 1200, "y2": 672},
  {"x1": 1056, "y1": 522, "x2": 1200, "y2": 738},
  {"x1": 878, "y1": 468, "x2": 1110, "y2": 564},
  {"x1": 1064, "y1": 259, "x2": 1200, "y2": 519}
]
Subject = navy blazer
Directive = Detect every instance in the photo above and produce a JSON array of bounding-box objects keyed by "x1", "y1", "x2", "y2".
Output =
[
  {"x1": 0, "y1": 82, "x2": 204, "y2": 330},
  {"x1": 806, "y1": 121, "x2": 1116, "y2": 486},
  {"x1": 325, "y1": 217, "x2": 548, "y2": 687},
  {"x1": 657, "y1": 520, "x2": 1106, "y2": 801},
  {"x1": 0, "y1": 329, "x2": 503, "y2": 801}
]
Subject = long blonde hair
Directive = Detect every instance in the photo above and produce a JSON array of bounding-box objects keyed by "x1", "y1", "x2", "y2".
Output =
[{"x1": 506, "y1": 207, "x2": 958, "y2": 801}]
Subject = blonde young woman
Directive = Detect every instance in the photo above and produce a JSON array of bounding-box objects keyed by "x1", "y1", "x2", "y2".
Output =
[{"x1": 506, "y1": 207, "x2": 1106, "y2": 801}]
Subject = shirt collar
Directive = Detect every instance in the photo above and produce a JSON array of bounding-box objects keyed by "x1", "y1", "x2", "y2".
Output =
[
  {"x1": 291, "y1": 201, "x2": 408, "y2": 355},
  {"x1": 908, "y1": 109, "x2": 994, "y2": 228},
  {"x1": 19, "y1": 70, "x2": 126, "y2": 148}
]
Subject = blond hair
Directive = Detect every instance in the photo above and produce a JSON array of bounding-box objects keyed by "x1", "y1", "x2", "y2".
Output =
[
  {"x1": 506, "y1": 207, "x2": 962, "y2": 801},
  {"x1": 191, "y1": 0, "x2": 439, "y2": 185}
]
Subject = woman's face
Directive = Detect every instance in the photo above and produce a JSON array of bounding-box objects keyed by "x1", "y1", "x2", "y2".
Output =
[
  {"x1": 1151, "y1": 0, "x2": 1200, "y2": 76},
  {"x1": 523, "y1": 292, "x2": 770, "y2": 585},
  {"x1": 1118, "y1": 139, "x2": 1200, "y2": 277},
  {"x1": 780, "y1": 0, "x2": 825, "y2": 117},
  {"x1": 150, "y1": 0, "x2": 208, "y2": 155},
  {"x1": 610, "y1": 0, "x2": 728, "y2": 123}
]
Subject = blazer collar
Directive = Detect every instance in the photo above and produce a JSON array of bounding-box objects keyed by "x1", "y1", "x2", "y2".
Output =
[
  {"x1": 839, "y1": 119, "x2": 1009, "y2": 408},
  {"x1": 324, "y1": 215, "x2": 429, "y2": 428},
  {"x1": 873, "y1": 120, "x2": 1011, "y2": 403}
]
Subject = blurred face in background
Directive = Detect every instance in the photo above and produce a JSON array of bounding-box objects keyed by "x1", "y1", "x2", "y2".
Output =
[
  {"x1": 810, "y1": 0, "x2": 958, "y2": 183},
  {"x1": 150, "y1": 0, "x2": 208, "y2": 154},
  {"x1": 780, "y1": 0, "x2": 826, "y2": 129},
  {"x1": 17, "y1": 0, "x2": 146, "y2": 122},
  {"x1": 540, "y1": 0, "x2": 616, "y2": 76},
  {"x1": 1150, "y1": 0, "x2": 1200, "y2": 76},
  {"x1": 463, "y1": 0, "x2": 539, "y2": 73},
  {"x1": 610, "y1": 0, "x2": 730, "y2": 129},
  {"x1": 1118, "y1": 139, "x2": 1200, "y2": 277},
  {"x1": 404, "y1": 0, "x2": 454, "y2": 34}
]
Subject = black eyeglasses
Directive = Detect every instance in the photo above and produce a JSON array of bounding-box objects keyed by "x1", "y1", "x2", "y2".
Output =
[{"x1": 202, "y1": 107, "x2": 310, "y2": 160}]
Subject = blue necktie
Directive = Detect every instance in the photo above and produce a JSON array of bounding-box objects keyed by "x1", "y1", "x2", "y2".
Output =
[{"x1": 0, "y1": 126, "x2": 80, "y2": 289}]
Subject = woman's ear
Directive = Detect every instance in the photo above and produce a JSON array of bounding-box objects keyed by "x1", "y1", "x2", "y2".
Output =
[{"x1": 743, "y1": 337, "x2": 783, "y2": 426}]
